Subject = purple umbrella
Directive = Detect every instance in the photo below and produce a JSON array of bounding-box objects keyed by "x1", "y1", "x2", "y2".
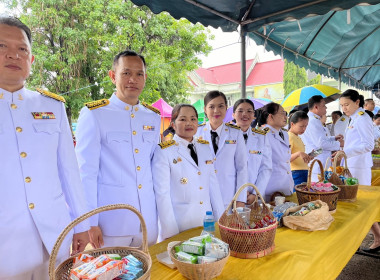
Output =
[{"x1": 224, "y1": 98, "x2": 271, "y2": 123}]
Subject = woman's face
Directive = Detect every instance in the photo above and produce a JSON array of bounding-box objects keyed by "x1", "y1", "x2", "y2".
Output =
[
  {"x1": 204, "y1": 96, "x2": 227, "y2": 127},
  {"x1": 233, "y1": 102, "x2": 255, "y2": 130},
  {"x1": 339, "y1": 97, "x2": 360, "y2": 117},
  {"x1": 172, "y1": 106, "x2": 198, "y2": 142},
  {"x1": 290, "y1": 119, "x2": 309, "y2": 135},
  {"x1": 270, "y1": 106, "x2": 287, "y2": 128}
]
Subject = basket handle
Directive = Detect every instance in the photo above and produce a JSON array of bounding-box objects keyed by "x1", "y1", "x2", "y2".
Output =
[
  {"x1": 332, "y1": 150, "x2": 348, "y2": 172},
  {"x1": 48, "y1": 204, "x2": 148, "y2": 279},
  {"x1": 306, "y1": 159, "x2": 325, "y2": 190},
  {"x1": 226, "y1": 183, "x2": 266, "y2": 213}
]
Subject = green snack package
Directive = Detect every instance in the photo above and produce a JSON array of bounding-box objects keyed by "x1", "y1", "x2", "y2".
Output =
[
  {"x1": 181, "y1": 241, "x2": 205, "y2": 255},
  {"x1": 176, "y1": 251, "x2": 198, "y2": 264}
]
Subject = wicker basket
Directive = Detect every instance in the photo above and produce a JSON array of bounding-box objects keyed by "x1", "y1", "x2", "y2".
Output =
[
  {"x1": 169, "y1": 241, "x2": 229, "y2": 280},
  {"x1": 372, "y1": 150, "x2": 380, "y2": 170},
  {"x1": 331, "y1": 151, "x2": 359, "y2": 202},
  {"x1": 218, "y1": 183, "x2": 277, "y2": 259},
  {"x1": 295, "y1": 159, "x2": 341, "y2": 211},
  {"x1": 49, "y1": 204, "x2": 152, "y2": 280}
]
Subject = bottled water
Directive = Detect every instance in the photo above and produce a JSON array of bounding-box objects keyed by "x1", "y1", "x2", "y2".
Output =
[{"x1": 202, "y1": 211, "x2": 215, "y2": 236}]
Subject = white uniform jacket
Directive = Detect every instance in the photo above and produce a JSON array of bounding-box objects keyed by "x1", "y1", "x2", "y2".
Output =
[
  {"x1": 152, "y1": 135, "x2": 225, "y2": 240},
  {"x1": 0, "y1": 87, "x2": 89, "y2": 278},
  {"x1": 75, "y1": 94, "x2": 160, "y2": 242},
  {"x1": 373, "y1": 124, "x2": 380, "y2": 141},
  {"x1": 334, "y1": 115, "x2": 349, "y2": 138},
  {"x1": 301, "y1": 112, "x2": 340, "y2": 168},
  {"x1": 196, "y1": 122, "x2": 248, "y2": 208},
  {"x1": 245, "y1": 128, "x2": 272, "y2": 196},
  {"x1": 344, "y1": 108, "x2": 374, "y2": 169},
  {"x1": 264, "y1": 125, "x2": 294, "y2": 197}
]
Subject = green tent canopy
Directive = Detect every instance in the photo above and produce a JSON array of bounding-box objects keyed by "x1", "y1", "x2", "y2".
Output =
[{"x1": 192, "y1": 99, "x2": 206, "y2": 123}]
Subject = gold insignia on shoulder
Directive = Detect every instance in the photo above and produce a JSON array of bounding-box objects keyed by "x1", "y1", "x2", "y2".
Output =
[
  {"x1": 225, "y1": 123, "x2": 240, "y2": 130},
  {"x1": 358, "y1": 111, "x2": 364, "y2": 116},
  {"x1": 36, "y1": 88, "x2": 66, "y2": 103},
  {"x1": 252, "y1": 128, "x2": 268, "y2": 135},
  {"x1": 197, "y1": 139, "x2": 210, "y2": 144},
  {"x1": 281, "y1": 128, "x2": 288, "y2": 132},
  {"x1": 85, "y1": 99, "x2": 110, "y2": 110},
  {"x1": 198, "y1": 123, "x2": 206, "y2": 127},
  {"x1": 142, "y1": 101, "x2": 161, "y2": 115},
  {"x1": 341, "y1": 117, "x2": 346, "y2": 121},
  {"x1": 158, "y1": 140, "x2": 176, "y2": 149}
]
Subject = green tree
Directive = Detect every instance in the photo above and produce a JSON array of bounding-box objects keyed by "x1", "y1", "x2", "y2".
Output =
[
  {"x1": 283, "y1": 60, "x2": 321, "y2": 98},
  {"x1": 6, "y1": 0, "x2": 212, "y2": 124}
]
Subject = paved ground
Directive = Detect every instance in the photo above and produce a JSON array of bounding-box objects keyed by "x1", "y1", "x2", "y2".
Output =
[{"x1": 337, "y1": 231, "x2": 380, "y2": 280}]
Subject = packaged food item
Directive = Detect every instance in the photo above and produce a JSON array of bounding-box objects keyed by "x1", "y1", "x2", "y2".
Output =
[
  {"x1": 73, "y1": 254, "x2": 95, "y2": 269},
  {"x1": 180, "y1": 241, "x2": 205, "y2": 255},
  {"x1": 197, "y1": 256, "x2": 217, "y2": 264},
  {"x1": 121, "y1": 255, "x2": 143, "y2": 268},
  {"x1": 70, "y1": 259, "x2": 123, "y2": 280},
  {"x1": 107, "y1": 254, "x2": 121, "y2": 260},
  {"x1": 189, "y1": 234, "x2": 213, "y2": 244},
  {"x1": 204, "y1": 242, "x2": 228, "y2": 259},
  {"x1": 345, "y1": 177, "x2": 359, "y2": 185},
  {"x1": 175, "y1": 251, "x2": 198, "y2": 264}
]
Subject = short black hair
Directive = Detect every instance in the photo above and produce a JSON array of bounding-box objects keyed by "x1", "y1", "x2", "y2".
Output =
[
  {"x1": 308, "y1": 95, "x2": 324, "y2": 110},
  {"x1": 113, "y1": 50, "x2": 146, "y2": 69},
  {"x1": 374, "y1": 113, "x2": 380, "y2": 120},
  {"x1": 340, "y1": 89, "x2": 364, "y2": 107},
  {"x1": 204, "y1": 90, "x2": 227, "y2": 107},
  {"x1": 365, "y1": 110, "x2": 374, "y2": 120},
  {"x1": 0, "y1": 16, "x2": 32, "y2": 44},
  {"x1": 233, "y1": 99, "x2": 254, "y2": 113},
  {"x1": 364, "y1": 98, "x2": 374, "y2": 103},
  {"x1": 331, "y1": 111, "x2": 343, "y2": 117}
]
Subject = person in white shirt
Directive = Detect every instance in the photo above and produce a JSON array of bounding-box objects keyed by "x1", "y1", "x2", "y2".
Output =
[
  {"x1": 364, "y1": 98, "x2": 375, "y2": 112},
  {"x1": 152, "y1": 104, "x2": 224, "y2": 240},
  {"x1": 0, "y1": 17, "x2": 89, "y2": 280},
  {"x1": 301, "y1": 95, "x2": 344, "y2": 181},
  {"x1": 373, "y1": 114, "x2": 380, "y2": 141},
  {"x1": 196, "y1": 91, "x2": 248, "y2": 208},
  {"x1": 328, "y1": 110, "x2": 342, "y2": 136},
  {"x1": 232, "y1": 99, "x2": 272, "y2": 202}
]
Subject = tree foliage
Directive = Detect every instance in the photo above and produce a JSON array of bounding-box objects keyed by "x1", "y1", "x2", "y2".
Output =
[
  {"x1": 6, "y1": 0, "x2": 212, "y2": 122},
  {"x1": 283, "y1": 59, "x2": 321, "y2": 98}
]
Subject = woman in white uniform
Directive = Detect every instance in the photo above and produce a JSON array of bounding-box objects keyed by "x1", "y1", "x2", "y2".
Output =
[
  {"x1": 259, "y1": 103, "x2": 294, "y2": 200},
  {"x1": 196, "y1": 91, "x2": 248, "y2": 208},
  {"x1": 339, "y1": 89, "x2": 380, "y2": 253},
  {"x1": 152, "y1": 104, "x2": 225, "y2": 240},
  {"x1": 232, "y1": 99, "x2": 272, "y2": 202}
]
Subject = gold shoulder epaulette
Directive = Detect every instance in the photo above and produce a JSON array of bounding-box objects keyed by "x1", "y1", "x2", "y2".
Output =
[
  {"x1": 225, "y1": 123, "x2": 240, "y2": 130},
  {"x1": 85, "y1": 99, "x2": 109, "y2": 110},
  {"x1": 197, "y1": 139, "x2": 209, "y2": 144},
  {"x1": 252, "y1": 128, "x2": 268, "y2": 135},
  {"x1": 281, "y1": 128, "x2": 288, "y2": 132},
  {"x1": 358, "y1": 111, "x2": 365, "y2": 116},
  {"x1": 198, "y1": 123, "x2": 206, "y2": 127},
  {"x1": 36, "y1": 88, "x2": 65, "y2": 103},
  {"x1": 142, "y1": 102, "x2": 161, "y2": 115},
  {"x1": 159, "y1": 140, "x2": 176, "y2": 149}
]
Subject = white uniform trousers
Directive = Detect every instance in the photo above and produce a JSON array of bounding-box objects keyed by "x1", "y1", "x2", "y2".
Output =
[{"x1": 349, "y1": 167, "x2": 371, "y2": 186}]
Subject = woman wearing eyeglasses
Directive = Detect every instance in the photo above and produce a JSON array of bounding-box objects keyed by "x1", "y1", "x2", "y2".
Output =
[
  {"x1": 259, "y1": 102, "x2": 294, "y2": 200},
  {"x1": 196, "y1": 91, "x2": 248, "y2": 208},
  {"x1": 232, "y1": 99, "x2": 272, "y2": 202}
]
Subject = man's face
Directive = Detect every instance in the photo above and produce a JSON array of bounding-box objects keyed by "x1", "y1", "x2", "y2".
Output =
[
  {"x1": 109, "y1": 55, "x2": 147, "y2": 103},
  {"x1": 364, "y1": 100, "x2": 375, "y2": 111},
  {"x1": 316, "y1": 99, "x2": 327, "y2": 117},
  {"x1": 0, "y1": 24, "x2": 34, "y2": 91}
]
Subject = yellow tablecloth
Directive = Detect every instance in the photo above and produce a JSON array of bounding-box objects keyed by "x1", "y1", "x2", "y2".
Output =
[
  {"x1": 371, "y1": 169, "x2": 380, "y2": 186},
  {"x1": 148, "y1": 185, "x2": 380, "y2": 280}
]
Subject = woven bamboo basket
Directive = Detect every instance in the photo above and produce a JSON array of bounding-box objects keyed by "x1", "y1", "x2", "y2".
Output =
[
  {"x1": 295, "y1": 159, "x2": 341, "y2": 211},
  {"x1": 49, "y1": 204, "x2": 152, "y2": 280},
  {"x1": 331, "y1": 151, "x2": 359, "y2": 202},
  {"x1": 372, "y1": 150, "x2": 380, "y2": 169},
  {"x1": 218, "y1": 183, "x2": 277, "y2": 259},
  {"x1": 169, "y1": 241, "x2": 229, "y2": 280}
]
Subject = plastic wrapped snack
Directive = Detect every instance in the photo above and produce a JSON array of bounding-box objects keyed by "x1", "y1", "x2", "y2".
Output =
[
  {"x1": 205, "y1": 242, "x2": 229, "y2": 259},
  {"x1": 179, "y1": 241, "x2": 205, "y2": 255},
  {"x1": 176, "y1": 251, "x2": 198, "y2": 264},
  {"x1": 121, "y1": 255, "x2": 143, "y2": 268},
  {"x1": 73, "y1": 254, "x2": 95, "y2": 269},
  {"x1": 70, "y1": 259, "x2": 123, "y2": 280},
  {"x1": 197, "y1": 256, "x2": 217, "y2": 264}
]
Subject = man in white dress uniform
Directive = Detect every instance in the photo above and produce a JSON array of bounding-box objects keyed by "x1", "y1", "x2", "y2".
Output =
[
  {"x1": 0, "y1": 17, "x2": 90, "y2": 280},
  {"x1": 75, "y1": 50, "x2": 160, "y2": 248}
]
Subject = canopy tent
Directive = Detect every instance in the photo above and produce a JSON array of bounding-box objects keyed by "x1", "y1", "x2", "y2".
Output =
[
  {"x1": 192, "y1": 99, "x2": 206, "y2": 123},
  {"x1": 131, "y1": 0, "x2": 380, "y2": 97},
  {"x1": 152, "y1": 98, "x2": 173, "y2": 134}
]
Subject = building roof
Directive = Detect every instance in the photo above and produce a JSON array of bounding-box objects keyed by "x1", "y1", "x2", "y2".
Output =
[{"x1": 194, "y1": 59, "x2": 284, "y2": 86}]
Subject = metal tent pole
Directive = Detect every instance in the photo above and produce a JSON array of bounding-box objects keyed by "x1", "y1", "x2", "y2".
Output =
[{"x1": 240, "y1": 26, "x2": 246, "y2": 98}]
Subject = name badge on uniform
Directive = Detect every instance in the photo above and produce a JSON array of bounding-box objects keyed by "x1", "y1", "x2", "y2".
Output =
[
  {"x1": 31, "y1": 112, "x2": 56, "y2": 119},
  {"x1": 225, "y1": 140, "x2": 236, "y2": 144},
  {"x1": 249, "y1": 150, "x2": 262, "y2": 155},
  {"x1": 348, "y1": 126, "x2": 354, "y2": 129},
  {"x1": 205, "y1": 160, "x2": 213, "y2": 164},
  {"x1": 143, "y1": 125, "x2": 155, "y2": 131}
]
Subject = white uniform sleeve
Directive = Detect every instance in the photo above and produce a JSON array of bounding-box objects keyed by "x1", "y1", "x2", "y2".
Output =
[
  {"x1": 209, "y1": 164, "x2": 225, "y2": 220},
  {"x1": 75, "y1": 107, "x2": 101, "y2": 226},
  {"x1": 344, "y1": 117, "x2": 374, "y2": 158},
  {"x1": 235, "y1": 130, "x2": 248, "y2": 203},
  {"x1": 152, "y1": 146, "x2": 180, "y2": 239},
  {"x1": 254, "y1": 135, "x2": 273, "y2": 196},
  {"x1": 307, "y1": 118, "x2": 340, "y2": 151},
  {"x1": 57, "y1": 103, "x2": 90, "y2": 233}
]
